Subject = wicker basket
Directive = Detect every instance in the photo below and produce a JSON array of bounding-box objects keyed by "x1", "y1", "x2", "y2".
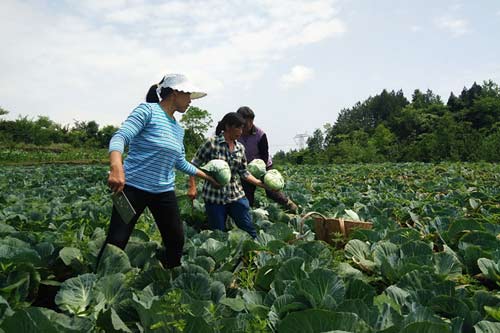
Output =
[{"x1": 298, "y1": 211, "x2": 373, "y2": 244}]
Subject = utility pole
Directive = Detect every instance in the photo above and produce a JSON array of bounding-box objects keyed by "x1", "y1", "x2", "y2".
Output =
[{"x1": 293, "y1": 133, "x2": 308, "y2": 149}]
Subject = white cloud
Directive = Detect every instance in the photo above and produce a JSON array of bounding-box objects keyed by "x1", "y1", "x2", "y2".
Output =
[
  {"x1": 293, "y1": 19, "x2": 346, "y2": 44},
  {"x1": 0, "y1": 0, "x2": 345, "y2": 125},
  {"x1": 105, "y1": 7, "x2": 148, "y2": 24},
  {"x1": 436, "y1": 16, "x2": 469, "y2": 37},
  {"x1": 281, "y1": 65, "x2": 315, "y2": 88},
  {"x1": 73, "y1": 0, "x2": 128, "y2": 12},
  {"x1": 410, "y1": 25, "x2": 423, "y2": 32}
]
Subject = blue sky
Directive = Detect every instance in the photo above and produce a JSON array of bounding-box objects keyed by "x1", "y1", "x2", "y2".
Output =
[{"x1": 1, "y1": 0, "x2": 499, "y2": 153}]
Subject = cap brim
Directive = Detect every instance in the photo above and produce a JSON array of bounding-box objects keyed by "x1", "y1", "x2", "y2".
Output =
[{"x1": 190, "y1": 92, "x2": 207, "y2": 99}]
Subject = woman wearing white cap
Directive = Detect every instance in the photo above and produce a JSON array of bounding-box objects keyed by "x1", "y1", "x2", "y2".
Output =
[{"x1": 97, "y1": 74, "x2": 219, "y2": 270}]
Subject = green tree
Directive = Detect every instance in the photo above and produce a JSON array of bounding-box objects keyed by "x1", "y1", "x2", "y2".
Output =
[
  {"x1": 431, "y1": 112, "x2": 460, "y2": 161},
  {"x1": 369, "y1": 124, "x2": 396, "y2": 159},
  {"x1": 98, "y1": 125, "x2": 119, "y2": 148},
  {"x1": 180, "y1": 106, "x2": 213, "y2": 157},
  {"x1": 480, "y1": 80, "x2": 500, "y2": 98},
  {"x1": 325, "y1": 89, "x2": 408, "y2": 146},
  {"x1": 392, "y1": 105, "x2": 432, "y2": 140},
  {"x1": 0, "y1": 107, "x2": 11, "y2": 143},
  {"x1": 180, "y1": 106, "x2": 213, "y2": 138},
  {"x1": 411, "y1": 89, "x2": 442, "y2": 109},
  {"x1": 272, "y1": 150, "x2": 286, "y2": 164},
  {"x1": 11, "y1": 116, "x2": 37, "y2": 144},
  {"x1": 447, "y1": 92, "x2": 462, "y2": 113},
  {"x1": 371, "y1": 89, "x2": 408, "y2": 125},
  {"x1": 479, "y1": 127, "x2": 500, "y2": 161},
  {"x1": 458, "y1": 82, "x2": 482, "y2": 109},
  {"x1": 69, "y1": 120, "x2": 100, "y2": 146},
  {"x1": 459, "y1": 96, "x2": 500, "y2": 130},
  {"x1": 306, "y1": 128, "x2": 324, "y2": 152}
]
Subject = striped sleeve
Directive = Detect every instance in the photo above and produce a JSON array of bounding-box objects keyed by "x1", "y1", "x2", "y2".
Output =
[
  {"x1": 109, "y1": 104, "x2": 153, "y2": 154},
  {"x1": 175, "y1": 137, "x2": 197, "y2": 176}
]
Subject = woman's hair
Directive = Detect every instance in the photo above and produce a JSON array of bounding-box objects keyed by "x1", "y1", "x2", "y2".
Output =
[
  {"x1": 236, "y1": 106, "x2": 255, "y2": 120},
  {"x1": 146, "y1": 77, "x2": 174, "y2": 102},
  {"x1": 215, "y1": 112, "x2": 246, "y2": 135}
]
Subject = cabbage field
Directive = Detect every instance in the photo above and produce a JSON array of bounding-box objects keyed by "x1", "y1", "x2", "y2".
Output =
[{"x1": 0, "y1": 163, "x2": 499, "y2": 332}]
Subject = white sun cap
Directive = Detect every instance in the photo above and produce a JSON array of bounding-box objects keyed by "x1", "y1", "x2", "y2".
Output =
[{"x1": 156, "y1": 74, "x2": 207, "y2": 100}]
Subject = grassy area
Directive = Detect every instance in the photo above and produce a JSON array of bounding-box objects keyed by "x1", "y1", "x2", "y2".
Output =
[{"x1": 0, "y1": 144, "x2": 109, "y2": 165}]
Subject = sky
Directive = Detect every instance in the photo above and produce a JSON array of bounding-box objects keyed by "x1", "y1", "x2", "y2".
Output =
[{"x1": 1, "y1": 0, "x2": 500, "y2": 154}]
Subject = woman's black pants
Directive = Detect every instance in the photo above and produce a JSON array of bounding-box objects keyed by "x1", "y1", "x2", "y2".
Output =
[{"x1": 96, "y1": 185, "x2": 184, "y2": 269}]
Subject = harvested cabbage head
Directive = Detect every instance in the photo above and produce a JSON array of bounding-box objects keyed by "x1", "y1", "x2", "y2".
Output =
[
  {"x1": 248, "y1": 159, "x2": 267, "y2": 179},
  {"x1": 263, "y1": 169, "x2": 284, "y2": 191},
  {"x1": 201, "y1": 159, "x2": 231, "y2": 186}
]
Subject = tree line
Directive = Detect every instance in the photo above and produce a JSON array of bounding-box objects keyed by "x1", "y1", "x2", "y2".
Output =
[
  {"x1": 274, "y1": 80, "x2": 500, "y2": 164},
  {"x1": 0, "y1": 106, "x2": 212, "y2": 158},
  {"x1": 0, "y1": 107, "x2": 118, "y2": 149},
  {"x1": 2, "y1": 80, "x2": 499, "y2": 163}
]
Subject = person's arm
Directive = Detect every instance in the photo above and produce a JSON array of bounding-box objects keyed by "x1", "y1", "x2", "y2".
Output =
[
  {"x1": 187, "y1": 139, "x2": 213, "y2": 200},
  {"x1": 108, "y1": 103, "x2": 152, "y2": 155},
  {"x1": 107, "y1": 104, "x2": 152, "y2": 193},
  {"x1": 238, "y1": 144, "x2": 272, "y2": 191},
  {"x1": 257, "y1": 133, "x2": 270, "y2": 165},
  {"x1": 197, "y1": 169, "x2": 218, "y2": 186},
  {"x1": 175, "y1": 133, "x2": 206, "y2": 178},
  {"x1": 188, "y1": 169, "x2": 219, "y2": 200},
  {"x1": 108, "y1": 151, "x2": 125, "y2": 193},
  {"x1": 243, "y1": 173, "x2": 267, "y2": 189},
  {"x1": 187, "y1": 175, "x2": 197, "y2": 200}
]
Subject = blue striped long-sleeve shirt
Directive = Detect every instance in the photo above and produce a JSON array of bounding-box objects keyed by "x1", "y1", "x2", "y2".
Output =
[{"x1": 109, "y1": 103, "x2": 197, "y2": 193}]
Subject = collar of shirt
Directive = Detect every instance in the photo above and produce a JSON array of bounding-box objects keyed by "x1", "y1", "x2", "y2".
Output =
[{"x1": 216, "y1": 133, "x2": 242, "y2": 153}]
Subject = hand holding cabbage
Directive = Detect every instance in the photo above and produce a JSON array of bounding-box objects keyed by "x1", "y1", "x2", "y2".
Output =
[
  {"x1": 263, "y1": 169, "x2": 285, "y2": 191},
  {"x1": 188, "y1": 158, "x2": 283, "y2": 202},
  {"x1": 200, "y1": 159, "x2": 231, "y2": 186},
  {"x1": 247, "y1": 159, "x2": 267, "y2": 179},
  {"x1": 187, "y1": 160, "x2": 224, "y2": 200},
  {"x1": 247, "y1": 159, "x2": 285, "y2": 191}
]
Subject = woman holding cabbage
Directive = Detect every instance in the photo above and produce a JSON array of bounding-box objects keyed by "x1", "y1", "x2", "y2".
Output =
[
  {"x1": 188, "y1": 112, "x2": 269, "y2": 238},
  {"x1": 98, "y1": 74, "x2": 219, "y2": 270},
  {"x1": 236, "y1": 106, "x2": 298, "y2": 213}
]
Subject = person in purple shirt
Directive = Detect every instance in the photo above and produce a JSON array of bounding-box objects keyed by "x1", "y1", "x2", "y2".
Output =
[{"x1": 237, "y1": 106, "x2": 298, "y2": 213}]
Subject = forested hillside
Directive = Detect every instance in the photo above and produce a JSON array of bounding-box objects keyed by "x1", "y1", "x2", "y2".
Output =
[{"x1": 275, "y1": 80, "x2": 500, "y2": 164}]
